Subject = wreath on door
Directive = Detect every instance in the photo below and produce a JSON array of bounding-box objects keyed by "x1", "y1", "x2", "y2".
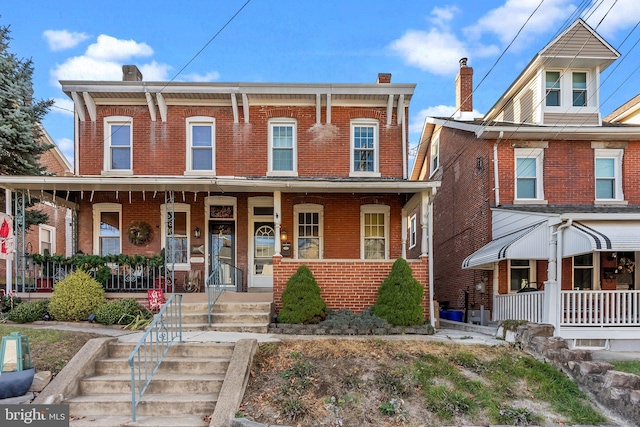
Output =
[{"x1": 128, "y1": 221, "x2": 153, "y2": 246}]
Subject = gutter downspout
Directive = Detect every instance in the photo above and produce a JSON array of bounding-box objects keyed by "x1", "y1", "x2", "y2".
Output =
[
  {"x1": 427, "y1": 190, "x2": 435, "y2": 328},
  {"x1": 493, "y1": 131, "x2": 504, "y2": 207}
]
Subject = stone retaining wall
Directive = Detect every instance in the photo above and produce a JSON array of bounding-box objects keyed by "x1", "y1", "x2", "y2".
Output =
[
  {"x1": 268, "y1": 323, "x2": 434, "y2": 336},
  {"x1": 511, "y1": 323, "x2": 640, "y2": 425}
]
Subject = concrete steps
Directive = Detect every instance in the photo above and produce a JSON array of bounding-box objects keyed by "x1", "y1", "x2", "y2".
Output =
[
  {"x1": 180, "y1": 300, "x2": 272, "y2": 333},
  {"x1": 66, "y1": 341, "x2": 233, "y2": 426}
]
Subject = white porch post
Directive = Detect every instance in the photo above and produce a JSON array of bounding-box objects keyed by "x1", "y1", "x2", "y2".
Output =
[
  {"x1": 401, "y1": 207, "x2": 407, "y2": 259},
  {"x1": 420, "y1": 191, "x2": 429, "y2": 258},
  {"x1": 5, "y1": 189, "x2": 12, "y2": 293},
  {"x1": 544, "y1": 219, "x2": 560, "y2": 328},
  {"x1": 274, "y1": 191, "x2": 282, "y2": 256}
]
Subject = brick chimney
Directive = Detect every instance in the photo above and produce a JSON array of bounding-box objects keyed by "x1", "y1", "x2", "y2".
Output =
[
  {"x1": 122, "y1": 65, "x2": 143, "y2": 81},
  {"x1": 455, "y1": 58, "x2": 473, "y2": 113},
  {"x1": 377, "y1": 73, "x2": 392, "y2": 84}
]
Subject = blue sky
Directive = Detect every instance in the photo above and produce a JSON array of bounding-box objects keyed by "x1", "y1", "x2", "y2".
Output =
[{"x1": 3, "y1": 0, "x2": 640, "y2": 166}]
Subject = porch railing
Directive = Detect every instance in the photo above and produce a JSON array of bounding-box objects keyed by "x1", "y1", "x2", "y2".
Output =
[
  {"x1": 493, "y1": 291, "x2": 544, "y2": 323},
  {"x1": 561, "y1": 290, "x2": 640, "y2": 326},
  {"x1": 128, "y1": 294, "x2": 182, "y2": 422}
]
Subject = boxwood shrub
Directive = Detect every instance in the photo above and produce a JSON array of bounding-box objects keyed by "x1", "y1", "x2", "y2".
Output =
[
  {"x1": 95, "y1": 298, "x2": 149, "y2": 325},
  {"x1": 49, "y1": 270, "x2": 106, "y2": 321}
]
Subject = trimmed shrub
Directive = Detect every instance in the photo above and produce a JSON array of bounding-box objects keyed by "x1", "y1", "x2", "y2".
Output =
[
  {"x1": 49, "y1": 270, "x2": 106, "y2": 321},
  {"x1": 0, "y1": 294, "x2": 22, "y2": 313},
  {"x1": 95, "y1": 298, "x2": 149, "y2": 325},
  {"x1": 278, "y1": 265, "x2": 327, "y2": 324},
  {"x1": 372, "y1": 258, "x2": 424, "y2": 326},
  {"x1": 6, "y1": 299, "x2": 49, "y2": 323}
]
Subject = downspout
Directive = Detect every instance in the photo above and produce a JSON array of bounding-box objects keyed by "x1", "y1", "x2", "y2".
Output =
[
  {"x1": 427, "y1": 191, "x2": 435, "y2": 328},
  {"x1": 493, "y1": 131, "x2": 504, "y2": 207}
]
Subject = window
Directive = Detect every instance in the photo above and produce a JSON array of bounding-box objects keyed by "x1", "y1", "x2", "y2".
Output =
[
  {"x1": 38, "y1": 225, "x2": 55, "y2": 255},
  {"x1": 430, "y1": 134, "x2": 440, "y2": 176},
  {"x1": 545, "y1": 71, "x2": 561, "y2": 107},
  {"x1": 93, "y1": 203, "x2": 122, "y2": 256},
  {"x1": 409, "y1": 214, "x2": 417, "y2": 249},
  {"x1": 361, "y1": 205, "x2": 389, "y2": 259},
  {"x1": 515, "y1": 148, "x2": 544, "y2": 200},
  {"x1": 509, "y1": 260, "x2": 533, "y2": 292},
  {"x1": 268, "y1": 119, "x2": 297, "y2": 176},
  {"x1": 186, "y1": 117, "x2": 215, "y2": 173},
  {"x1": 161, "y1": 203, "x2": 190, "y2": 269},
  {"x1": 572, "y1": 72, "x2": 587, "y2": 107},
  {"x1": 350, "y1": 119, "x2": 380, "y2": 177},
  {"x1": 104, "y1": 116, "x2": 132, "y2": 173},
  {"x1": 595, "y1": 149, "x2": 623, "y2": 201},
  {"x1": 294, "y1": 204, "x2": 323, "y2": 259},
  {"x1": 573, "y1": 253, "x2": 593, "y2": 290}
]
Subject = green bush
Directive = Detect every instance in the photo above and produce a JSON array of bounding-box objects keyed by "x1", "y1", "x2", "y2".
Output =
[
  {"x1": 0, "y1": 294, "x2": 22, "y2": 313},
  {"x1": 49, "y1": 270, "x2": 106, "y2": 321},
  {"x1": 372, "y1": 258, "x2": 424, "y2": 326},
  {"x1": 95, "y1": 298, "x2": 149, "y2": 325},
  {"x1": 6, "y1": 299, "x2": 49, "y2": 323},
  {"x1": 278, "y1": 265, "x2": 326, "y2": 324}
]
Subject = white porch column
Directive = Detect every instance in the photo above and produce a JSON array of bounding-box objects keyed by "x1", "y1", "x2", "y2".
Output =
[
  {"x1": 401, "y1": 206, "x2": 407, "y2": 259},
  {"x1": 5, "y1": 189, "x2": 12, "y2": 293},
  {"x1": 544, "y1": 219, "x2": 560, "y2": 327},
  {"x1": 420, "y1": 191, "x2": 429, "y2": 257},
  {"x1": 274, "y1": 191, "x2": 282, "y2": 255}
]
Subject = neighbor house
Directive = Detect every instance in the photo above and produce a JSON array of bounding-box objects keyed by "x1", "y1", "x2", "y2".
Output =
[
  {"x1": 413, "y1": 19, "x2": 640, "y2": 349},
  {"x1": 2, "y1": 69, "x2": 438, "y2": 321}
]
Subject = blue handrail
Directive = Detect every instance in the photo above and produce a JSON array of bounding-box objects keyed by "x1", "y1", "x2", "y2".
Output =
[
  {"x1": 128, "y1": 294, "x2": 182, "y2": 422},
  {"x1": 206, "y1": 267, "x2": 224, "y2": 326}
]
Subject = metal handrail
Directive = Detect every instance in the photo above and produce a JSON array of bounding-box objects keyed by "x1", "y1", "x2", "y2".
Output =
[
  {"x1": 206, "y1": 266, "x2": 224, "y2": 326},
  {"x1": 128, "y1": 294, "x2": 182, "y2": 422}
]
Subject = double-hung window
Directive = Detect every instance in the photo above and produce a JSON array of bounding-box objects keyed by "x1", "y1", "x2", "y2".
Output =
[
  {"x1": 361, "y1": 205, "x2": 389, "y2": 259},
  {"x1": 573, "y1": 253, "x2": 593, "y2": 290},
  {"x1": 409, "y1": 214, "x2": 417, "y2": 249},
  {"x1": 186, "y1": 117, "x2": 215, "y2": 173},
  {"x1": 514, "y1": 148, "x2": 544, "y2": 201},
  {"x1": 104, "y1": 116, "x2": 132, "y2": 174},
  {"x1": 93, "y1": 203, "x2": 122, "y2": 256},
  {"x1": 510, "y1": 260, "x2": 533, "y2": 292},
  {"x1": 594, "y1": 149, "x2": 623, "y2": 201},
  {"x1": 430, "y1": 134, "x2": 440, "y2": 176},
  {"x1": 545, "y1": 71, "x2": 561, "y2": 107},
  {"x1": 38, "y1": 225, "x2": 55, "y2": 255},
  {"x1": 572, "y1": 72, "x2": 587, "y2": 107},
  {"x1": 268, "y1": 118, "x2": 297, "y2": 176},
  {"x1": 294, "y1": 204, "x2": 323, "y2": 259},
  {"x1": 350, "y1": 119, "x2": 380, "y2": 177},
  {"x1": 161, "y1": 203, "x2": 190, "y2": 269}
]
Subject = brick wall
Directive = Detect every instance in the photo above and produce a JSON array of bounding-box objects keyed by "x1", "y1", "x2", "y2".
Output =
[{"x1": 272, "y1": 256, "x2": 430, "y2": 318}]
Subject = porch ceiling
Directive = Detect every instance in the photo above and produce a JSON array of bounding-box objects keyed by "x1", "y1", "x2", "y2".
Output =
[{"x1": 566, "y1": 221, "x2": 640, "y2": 255}]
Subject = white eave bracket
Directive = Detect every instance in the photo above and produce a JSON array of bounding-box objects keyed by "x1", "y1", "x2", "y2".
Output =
[
  {"x1": 82, "y1": 92, "x2": 97, "y2": 122},
  {"x1": 387, "y1": 95, "x2": 394, "y2": 125},
  {"x1": 70, "y1": 92, "x2": 86, "y2": 122},
  {"x1": 156, "y1": 93, "x2": 167, "y2": 122},
  {"x1": 231, "y1": 94, "x2": 239, "y2": 123},
  {"x1": 242, "y1": 93, "x2": 249, "y2": 123},
  {"x1": 145, "y1": 92, "x2": 157, "y2": 122},
  {"x1": 397, "y1": 94, "x2": 405, "y2": 125}
]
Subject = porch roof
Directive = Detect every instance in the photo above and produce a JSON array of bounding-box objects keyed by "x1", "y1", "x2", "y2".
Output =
[
  {"x1": 567, "y1": 221, "x2": 640, "y2": 254},
  {"x1": 462, "y1": 221, "x2": 549, "y2": 269}
]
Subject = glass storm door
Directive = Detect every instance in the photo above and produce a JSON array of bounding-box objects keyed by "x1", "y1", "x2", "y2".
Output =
[{"x1": 209, "y1": 221, "x2": 236, "y2": 289}]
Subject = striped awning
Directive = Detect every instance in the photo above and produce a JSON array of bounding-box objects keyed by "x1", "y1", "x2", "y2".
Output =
[
  {"x1": 565, "y1": 221, "x2": 640, "y2": 255},
  {"x1": 462, "y1": 221, "x2": 549, "y2": 269}
]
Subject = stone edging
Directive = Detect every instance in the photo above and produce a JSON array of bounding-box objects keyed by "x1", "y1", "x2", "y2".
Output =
[{"x1": 267, "y1": 323, "x2": 434, "y2": 336}]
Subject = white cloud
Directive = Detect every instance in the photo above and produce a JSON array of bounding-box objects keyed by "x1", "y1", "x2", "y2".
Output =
[
  {"x1": 51, "y1": 97, "x2": 75, "y2": 117},
  {"x1": 390, "y1": 29, "x2": 469, "y2": 75},
  {"x1": 43, "y1": 30, "x2": 90, "y2": 51},
  {"x1": 138, "y1": 62, "x2": 173, "y2": 81},
  {"x1": 55, "y1": 137, "x2": 74, "y2": 166},
  {"x1": 85, "y1": 35, "x2": 153, "y2": 61},
  {"x1": 410, "y1": 106, "x2": 483, "y2": 134},
  {"x1": 180, "y1": 71, "x2": 221, "y2": 82},
  {"x1": 584, "y1": 0, "x2": 640, "y2": 39},
  {"x1": 429, "y1": 5, "x2": 460, "y2": 29}
]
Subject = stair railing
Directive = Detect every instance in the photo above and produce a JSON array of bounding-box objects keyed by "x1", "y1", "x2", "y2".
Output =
[
  {"x1": 128, "y1": 293, "x2": 182, "y2": 422},
  {"x1": 206, "y1": 266, "x2": 224, "y2": 326}
]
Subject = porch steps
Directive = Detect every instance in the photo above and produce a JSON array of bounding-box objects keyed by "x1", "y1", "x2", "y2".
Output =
[
  {"x1": 180, "y1": 300, "x2": 272, "y2": 333},
  {"x1": 65, "y1": 341, "x2": 234, "y2": 427}
]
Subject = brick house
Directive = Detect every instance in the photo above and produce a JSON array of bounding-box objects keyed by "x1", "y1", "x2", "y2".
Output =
[
  {"x1": 412, "y1": 19, "x2": 640, "y2": 349},
  {"x1": 2, "y1": 69, "x2": 437, "y2": 321},
  {"x1": 2, "y1": 127, "x2": 73, "y2": 289}
]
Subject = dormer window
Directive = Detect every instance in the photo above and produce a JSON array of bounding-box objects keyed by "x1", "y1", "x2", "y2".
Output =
[
  {"x1": 544, "y1": 70, "x2": 591, "y2": 109},
  {"x1": 545, "y1": 72, "x2": 561, "y2": 106},
  {"x1": 572, "y1": 72, "x2": 587, "y2": 107}
]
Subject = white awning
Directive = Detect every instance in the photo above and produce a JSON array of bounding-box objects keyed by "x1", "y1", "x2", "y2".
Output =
[
  {"x1": 462, "y1": 221, "x2": 549, "y2": 269},
  {"x1": 565, "y1": 221, "x2": 640, "y2": 255}
]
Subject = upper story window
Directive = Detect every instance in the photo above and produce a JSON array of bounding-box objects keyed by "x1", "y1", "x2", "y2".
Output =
[
  {"x1": 294, "y1": 204, "x2": 323, "y2": 259},
  {"x1": 545, "y1": 71, "x2": 561, "y2": 107},
  {"x1": 161, "y1": 203, "x2": 190, "y2": 270},
  {"x1": 514, "y1": 148, "x2": 544, "y2": 201},
  {"x1": 361, "y1": 205, "x2": 389, "y2": 259},
  {"x1": 572, "y1": 72, "x2": 587, "y2": 107},
  {"x1": 93, "y1": 203, "x2": 122, "y2": 256},
  {"x1": 409, "y1": 214, "x2": 417, "y2": 249},
  {"x1": 544, "y1": 70, "x2": 591, "y2": 109},
  {"x1": 594, "y1": 149, "x2": 624, "y2": 201},
  {"x1": 268, "y1": 118, "x2": 297, "y2": 176},
  {"x1": 350, "y1": 119, "x2": 380, "y2": 177},
  {"x1": 186, "y1": 117, "x2": 215, "y2": 173},
  {"x1": 430, "y1": 134, "x2": 440, "y2": 176},
  {"x1": 104, "y1": 116, "x2": 132, "y2": 174}
]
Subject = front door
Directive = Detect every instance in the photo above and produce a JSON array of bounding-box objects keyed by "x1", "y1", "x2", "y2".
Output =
[
  {"x1": 252, "y1": 222, "x2": 275, "y2": 288},
  {"x1": 209, "y1": 221, "x2": 237, "y2": 290}
]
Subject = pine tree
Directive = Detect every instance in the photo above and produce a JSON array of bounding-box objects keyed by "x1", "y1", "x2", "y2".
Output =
[{"x1": 0, "y1": 24, "x2": 54, "y2": 228}]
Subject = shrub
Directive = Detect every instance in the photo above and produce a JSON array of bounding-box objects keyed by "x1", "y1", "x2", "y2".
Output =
[
  {"x1": 6, "y1": 299, "x2": 49, "y2": 323},
  {"x1": 49, "y1": 270, "x2": 106, "y2": 321},
  {"x1": 278, "y1": 265, "x2": 326, "y2": 324},
  {"x1": 372, "y1": 258, "x2": 424, "y2": 326},
  {"x1": 0, "y1": 293, "x2": 22, "y2": 313},
  {"x1": 319, "y1": 308, "x2": 389, "y2": 330},
  {"x1": 95, "y1": 298, "x2": 148, "y2": 325}
]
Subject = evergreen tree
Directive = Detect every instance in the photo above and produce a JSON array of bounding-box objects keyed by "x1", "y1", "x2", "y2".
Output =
[
  {"x1": 372, "y1": 258, "x2": 425, "y2": 326},
  {"x1": 0, "y1": 24, "x2": 54, "y2": 228}
]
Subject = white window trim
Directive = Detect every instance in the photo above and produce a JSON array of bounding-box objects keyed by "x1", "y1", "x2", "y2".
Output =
[
  {"x1": 508, "y1": 259, "x2": 536, "y2": 294},
  {"x1": 350, "y1": 119, "x2": 380, "y2": 178},
  {"x1": 594, "y1": 148, "x2": 624, "y2": 202},
  {"x1": 92, "y1": 203, "x2": 122, "y2": 255},
  {"x1": 38, "y1": 224, "x2": 56, "y2": 255},
  {"x1": 161, "y1": 203, "x2": 191, "y2": 271},
  {"x1": 542, "y1": 68, "x2": 596, "y2": 113},
  {"x1": 267, "y1": 118, "x2": 298, "y2": 177},
  {"x1": 573, "y1": 253, "x2": 596, "y2": 290},
  {"x1": 185, "y1": 116, "x2": 215, "y2": 175},
  {"x1": 409, "y1": 214, "x2": 417, "y2": 249},
  {"x1": 103, "y1": 116, "x2": 133, "y2": 175},
  {"x1": 360, "y1": 204, "x2": 390, "y2": 259},
  {"x1": 293, "y1": 204, "x2": 324, "y2": 259},
  {"x1": 429, "y1": 133, "x2": 440, "y2": 177},
  {"x1": 514, "y1": 148, "x2": 545, "y2": 202}
]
